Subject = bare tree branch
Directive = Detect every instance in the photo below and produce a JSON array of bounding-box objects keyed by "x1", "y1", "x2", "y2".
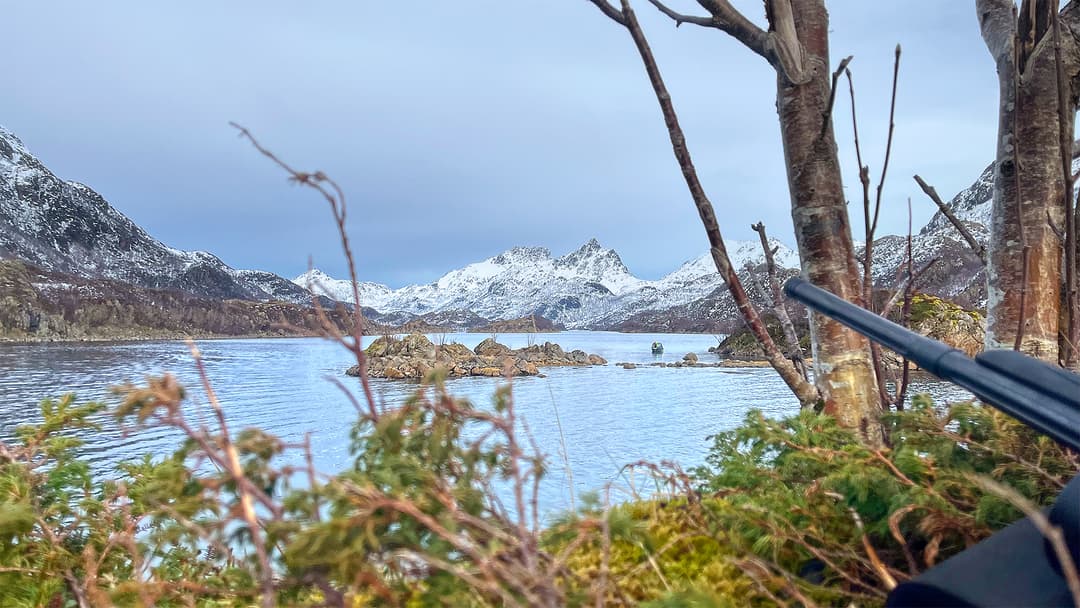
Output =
[
  {"x1": 913, "y1": 175, "x2": 988, "y2": 264},
  {"x1": 586, "y1": 0, "x2": 627, "y2": 25},
  {"x1": 752, "y1": 221, "x2": 808, "y2": 381},
  {"x1": 695, "y1": 0, "x2": 772, "y2": 59},
  {"x1": 645, "y1": 0, "x2": 780, "y2": 69},
  {"x1": 872, "y1": 45, "x2": 902, "y2": 243},
  {"x1": 645, "y1": 0, "x2": 716, "y2": 28},
  {"x1": 821, "y1": 55, "x2": 853, "y2": 137},
  {"x1": 880, "y1": 258, "x2": 939, "y2": 320},
  {"x1": 977, "y1": 0, "x2": 1020, "y2": 63},
  {"x1": 592, "y1": 0, "x2": 820, "y2": 406}
]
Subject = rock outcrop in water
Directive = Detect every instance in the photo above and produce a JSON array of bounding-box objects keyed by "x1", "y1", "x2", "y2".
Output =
[{"x1": 346, "y1": 333, "x2": 606, "y2": 379}]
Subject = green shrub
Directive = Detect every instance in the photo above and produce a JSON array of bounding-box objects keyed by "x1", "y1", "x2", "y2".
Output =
[
  {"x1": 686, "y1": 395, "x2": 1077, "y2": 606},
  {"x1": 2, "y1": 382, "x2": 1075, "y2": 607}
]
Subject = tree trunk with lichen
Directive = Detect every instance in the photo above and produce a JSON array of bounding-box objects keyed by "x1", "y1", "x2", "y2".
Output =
[
  {"x1": 977, "y1": 0, "x2": 1080, "y2": 363},
  {"x1": 775, "y1": 0, "x2": 883, "y2": 445}
]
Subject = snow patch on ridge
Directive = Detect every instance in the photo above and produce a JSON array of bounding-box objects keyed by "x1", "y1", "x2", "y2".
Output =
[{"x1": 295, "y1": 237, "x2": 801, "y2": 329}]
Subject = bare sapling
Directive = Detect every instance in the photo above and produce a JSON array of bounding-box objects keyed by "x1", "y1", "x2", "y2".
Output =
[
  {"x1": 622, "y1": 0, "x2": 884, "y2": 444},
  {"x1": 586, "y1": 0, "x2": 820, "y2": 409},
  {"x1": 751, "y1": 221, "x2": 808, "y2": 380}
]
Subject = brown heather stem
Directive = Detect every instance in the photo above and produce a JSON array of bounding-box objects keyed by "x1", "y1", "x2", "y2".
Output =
[
  {"x1": 230, "y1": 123, "x2": 380, "y2": 421},
  {"x1": 187, "y1": 340, "x2": 275, "y2": 607}
]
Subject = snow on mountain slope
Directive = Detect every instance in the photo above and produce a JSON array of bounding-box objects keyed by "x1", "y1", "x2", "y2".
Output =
[
  {"x1": 0, "y1": 125, "x2": 310, "y2": 303},
  {"x1": 295, "y1": 237, "x2": 800, "y2": 329}
]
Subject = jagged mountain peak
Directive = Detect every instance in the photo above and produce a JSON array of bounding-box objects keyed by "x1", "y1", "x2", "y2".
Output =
[
  {"x1": 491, "y1": 246, "x2": 552, "y2": 265},
  {"x1": 0, "y1": 124, "x2": 310, "y2": 304},
  {"x1": 0, "y1": 125, "x2": 30, "y2": 164},
  {"x1": 555, "y1": 238, "x2": 632, "y2": 281},
  {"x1": 294, "y1": 268, "x2": 337, "y2": 285},
  {"x1": 662, "y1": 238, "x2": 798, "y2": 284}
]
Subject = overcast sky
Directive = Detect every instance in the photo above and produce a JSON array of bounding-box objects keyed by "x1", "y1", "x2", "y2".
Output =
[{"x1": 6, "y1": 1, "x2": 996, "y2": 286}]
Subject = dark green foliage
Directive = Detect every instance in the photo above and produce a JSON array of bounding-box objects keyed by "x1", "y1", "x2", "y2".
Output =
[
  {"x1": 2, "y1": 382, "x2": 1075, "y2": 607},
  {"x1": 690, "y1": 396, "x2": 1078, "y2": 605}
]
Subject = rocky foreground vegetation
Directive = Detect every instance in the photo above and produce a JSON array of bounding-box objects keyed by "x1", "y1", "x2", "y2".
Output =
[{"x1": 346, "y1": 333, "x2": 606, "y2": 378}]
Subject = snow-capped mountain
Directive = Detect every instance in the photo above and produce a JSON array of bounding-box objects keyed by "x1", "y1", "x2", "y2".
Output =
[
  {"x1": 294, "y1": 237, "x2": 800, "y2": 329},
  {"x1": 867, "y1": 159, "x2": 1079, "y2": 309},
  {"x1": 1, "y1": 120, "x2": 1001, "y2": 333},
  {"x1": 0, "y1": 125, "x2": 310, "y2": 303}
]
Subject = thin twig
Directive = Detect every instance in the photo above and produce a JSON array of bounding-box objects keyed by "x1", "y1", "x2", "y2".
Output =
[
  {"x1": 913, "y1": 174, "x2": 988, "y2": 264},
  {"x1": 587, "y1": 0, "x2": 819, "y2": 407}
]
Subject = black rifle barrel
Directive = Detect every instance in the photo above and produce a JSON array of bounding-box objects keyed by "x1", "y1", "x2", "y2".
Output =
[{"x1": 783, "y1": 278, "x2": 1080, "y2": 452}]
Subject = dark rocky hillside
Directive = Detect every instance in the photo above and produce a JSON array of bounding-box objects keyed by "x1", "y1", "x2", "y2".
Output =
[
  {"x1": 0, "y1": 260, "x2": 362, "y2": 342},
  {"x1": 0, "y1": 125, "x2": 310, "y2": 303}
]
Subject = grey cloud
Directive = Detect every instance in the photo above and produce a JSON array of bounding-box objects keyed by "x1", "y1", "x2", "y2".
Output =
[{"x1": 6, "y1": 1, "x2": 999, "y2": 285}]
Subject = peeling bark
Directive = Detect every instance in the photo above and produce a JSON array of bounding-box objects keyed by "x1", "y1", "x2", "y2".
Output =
[
  {"x1": 977, "y1": 0, "x2": 1080, "y2": 362},
  {"x1": 775, "y1": 0, "x2": 883, "y2": 444}
]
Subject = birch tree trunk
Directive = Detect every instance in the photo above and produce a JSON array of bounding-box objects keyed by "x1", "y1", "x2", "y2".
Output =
[
  {"x1": 775, "y1": 0, "x2": 882, "y2": 441},
  {"x1": 977, "y1": 0, "x2": 1080, "y2": 362},
  {"x1": 631, "y1": 0, "x2": 883, "y2": 445}
]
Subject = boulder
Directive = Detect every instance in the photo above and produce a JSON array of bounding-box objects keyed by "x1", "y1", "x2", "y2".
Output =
[
  {"x1": 440, "y1": 342, "x2": 474, "y2": 360},
  {"x1": 683, "y1": 352, "x2": 698, "y2": 363},
  {"x1": 541, "y1": 342, "x2": 566, "y2": 359},
  {"x1": 399, "y1": 333, "x2": 436, "y2": 359},
  {"x1": 474, "y1": 338, "x2": 511, "y2": 357},
  {"x1": 365, "y1": 335, "x2": 394, "y2": 358},
  {"x1": 588, "y1": 354, "x2": 607, "y2": 365}
]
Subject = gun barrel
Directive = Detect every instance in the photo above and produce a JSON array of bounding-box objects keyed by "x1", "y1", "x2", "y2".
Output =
[{"x1": 783, "y1": 278, "x2": 1080, "y2": 452}]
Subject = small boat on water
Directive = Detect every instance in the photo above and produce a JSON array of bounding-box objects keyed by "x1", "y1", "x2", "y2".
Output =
[{"x1": 651, "y1": 341, "x2": 664, "y2": 355}]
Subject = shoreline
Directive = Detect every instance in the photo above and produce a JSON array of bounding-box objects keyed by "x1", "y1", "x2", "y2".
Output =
[
  {"x1": 0, "y1": 328, "x2": 730, "y2": 346},
  {"x1": 0, "y1": 332, "x2": 323, "y2": 346}
]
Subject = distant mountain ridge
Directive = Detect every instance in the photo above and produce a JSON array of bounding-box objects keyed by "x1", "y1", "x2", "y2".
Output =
[
  {"x1": 297, "y1": 165, "x2": 1000, "y2": 330},
  {"x1": 1, "y1": 123, "x2": 994, "y2": 335},
  {"x1": 0, "y1": 125, "x2": 310, "y2": 303},
  {"x1": 294, "y1": 237, "x2": 800, "y2": 330}
]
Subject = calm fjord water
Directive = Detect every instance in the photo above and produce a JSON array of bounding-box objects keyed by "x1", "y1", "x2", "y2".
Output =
[{"x1": 0, "y1": 332, "x2": 964, "y2": 516}]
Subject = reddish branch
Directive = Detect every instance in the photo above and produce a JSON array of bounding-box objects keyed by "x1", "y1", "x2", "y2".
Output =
[
  {"x1": 847, "y1": 50, "x2": 902, "y2": 410},
  {"x1": 647, "y1": 0, "x2": 811, "y2": 83},
  {"x1": 230, "y1": 123, "x2": 379, "y2": 419},
  {"x1": 751, "y1": 221, "x2": 808, "y2": 380},
  {"x1": 913, "y1": 175, "x2": 988, "y2": 264},
  {"x1": 588, "y1": 0, "x2": 819, "y2": 406}
]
